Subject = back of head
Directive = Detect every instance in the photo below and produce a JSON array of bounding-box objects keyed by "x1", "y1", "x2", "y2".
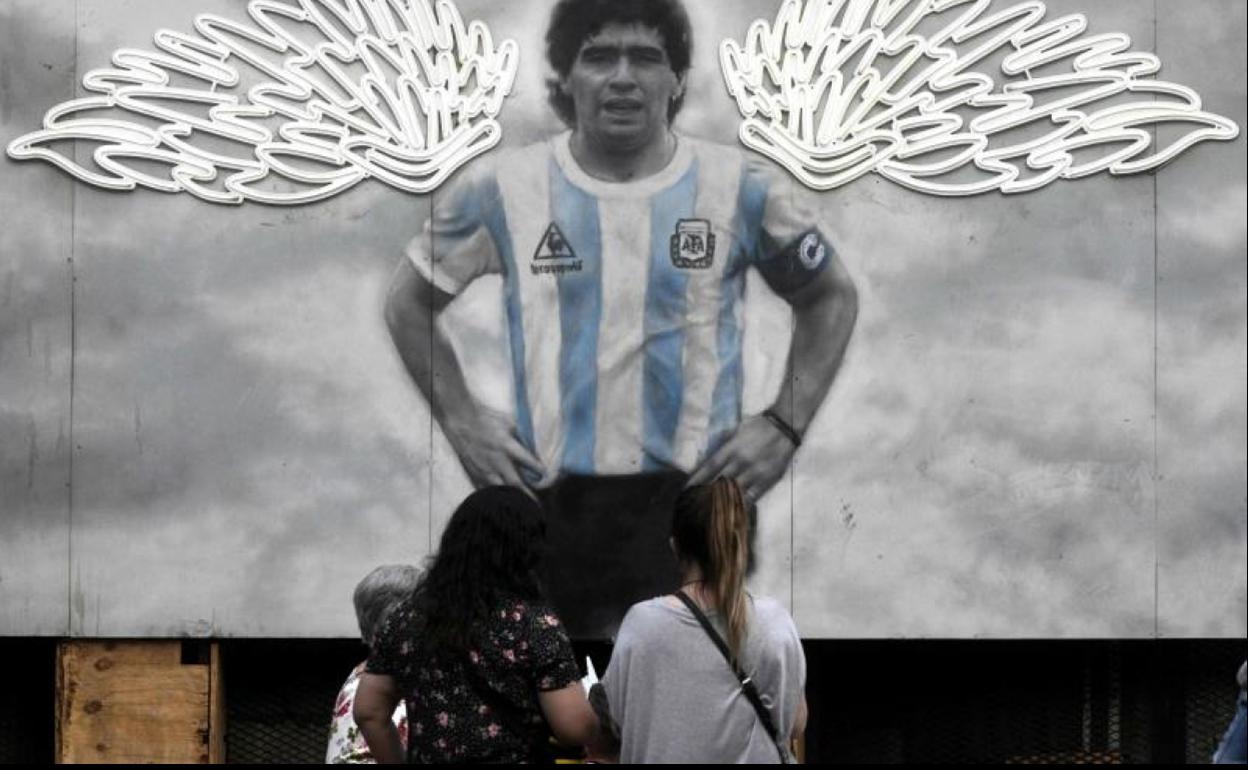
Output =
[
  {"x1": 354, "y1": 564, "x2": 422, "y2": 647},
  {"x1": 671, "y1": 477, "x2": 754, "y2": 661},
  {"x1": 416, "y1": 486, "x2": 547, "y2": 654}
]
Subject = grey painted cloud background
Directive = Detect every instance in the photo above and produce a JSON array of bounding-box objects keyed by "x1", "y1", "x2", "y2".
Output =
[{"x1": 1, "y1": 0, "x2": 1244, "y2": 638}]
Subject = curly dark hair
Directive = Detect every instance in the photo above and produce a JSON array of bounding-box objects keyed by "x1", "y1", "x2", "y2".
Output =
[
  {"x1": 545, "y1": 0, "x2": 693, "y2": 127},
  {"x1": 410, "y1": 486, "x2": 547, "y2": 656}
]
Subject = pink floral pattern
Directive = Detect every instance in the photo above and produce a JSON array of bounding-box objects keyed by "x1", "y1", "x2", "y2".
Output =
[{"x1": 367, "y1": 597, "x2": 580, "y2": 762}]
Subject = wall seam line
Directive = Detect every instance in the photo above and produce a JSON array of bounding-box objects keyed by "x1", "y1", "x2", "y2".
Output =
[
  {"x1": 66, "y1": 0, "x2": 80, "y2": 639},
  {"x1": 429, "y1": 193, "x2": 435, "y2": 557},
  {"x1": 1151, "y1": 0, "x2": 1161, "y2": 641}
]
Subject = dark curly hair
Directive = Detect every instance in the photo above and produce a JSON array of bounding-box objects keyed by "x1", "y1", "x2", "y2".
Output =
[
  {"x1": 410, "y1": 486, "x2": 547, "y2": 656},
  {"x1": 545, "y1": 0, "x2": 693, "y2": 127}
]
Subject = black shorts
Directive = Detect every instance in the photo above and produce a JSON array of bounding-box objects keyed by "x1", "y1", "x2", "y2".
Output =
[{"x1": 538, "y1": 472, "x2": 686, "y2": 640}]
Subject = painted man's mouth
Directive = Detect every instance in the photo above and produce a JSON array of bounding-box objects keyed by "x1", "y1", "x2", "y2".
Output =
[{"x1": 603, "y1": 98, "x2": 644, "y2": 114}]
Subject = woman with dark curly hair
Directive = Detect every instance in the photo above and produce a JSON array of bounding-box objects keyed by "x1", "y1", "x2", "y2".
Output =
[{"x1": 353, "y1": 486, "x2": 599, "y2": 763}]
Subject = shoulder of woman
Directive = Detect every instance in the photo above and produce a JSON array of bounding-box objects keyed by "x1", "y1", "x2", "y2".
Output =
[
  {"x1": 748, "y1": 596, "x2": 801, "y2": 635},
  {"x1": 745, "y1": 594, "x2": 787, "y2": 613},
  {"x1": 616, "y1": 598, "x2": 680, "y2": 638}
]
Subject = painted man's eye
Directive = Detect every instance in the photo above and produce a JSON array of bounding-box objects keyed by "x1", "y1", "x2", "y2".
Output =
[{"x1": 580, "y1": 49, "x2": 614, "y2": 65}]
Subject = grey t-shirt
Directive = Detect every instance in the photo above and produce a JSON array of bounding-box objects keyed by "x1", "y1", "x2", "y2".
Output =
[{"x1": 601, "y1": 594, "x2": 806, "y2": 764}]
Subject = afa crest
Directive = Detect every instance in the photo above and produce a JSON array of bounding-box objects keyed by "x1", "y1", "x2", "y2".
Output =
[{"x1": 670, "y1": 219, "x2": 715, "y2": 269}]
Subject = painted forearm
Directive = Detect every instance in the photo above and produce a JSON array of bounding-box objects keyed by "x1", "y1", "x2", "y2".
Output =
[
  {"x1": 771, "y1": 260, "x2": 859, "y2": 435},
  {"x1": 383, "y1": 262, "x2": 477, "y2": 428}
]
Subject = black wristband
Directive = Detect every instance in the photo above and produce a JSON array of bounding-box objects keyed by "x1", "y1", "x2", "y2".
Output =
[{"x1": 762, "y1": 408, "x2": 802, "y2": 448}]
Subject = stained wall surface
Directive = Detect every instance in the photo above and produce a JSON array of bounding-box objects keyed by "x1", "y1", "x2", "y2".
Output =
[
  {"x1": 0, "y1": 0, "x2": 76, "y2": 636},
  {"x1": 1, "y1": 0, "x2": 1244, "y2": 638}
]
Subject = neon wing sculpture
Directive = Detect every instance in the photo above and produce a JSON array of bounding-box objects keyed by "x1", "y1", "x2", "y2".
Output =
[
  {"x1": 721, "y1": 0, "x2": 1240, "y2": 195},
  {"x1": 6, "y1": 0, "x2": 518, "y2": 205}
]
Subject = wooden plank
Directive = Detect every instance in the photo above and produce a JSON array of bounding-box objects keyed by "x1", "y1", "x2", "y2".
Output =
[
  {"x1": 208, "y1": 643, "x2": 226, "y2": 764},
  {"x1": 73, "y1": 639, "x2": 184, "y2": 666},
  {"x1": 55, "y1": 641, "x2": 65, "y2": 761},
  {"x1": 57, "y1": 641, "x2": 212, "y2": 764}
]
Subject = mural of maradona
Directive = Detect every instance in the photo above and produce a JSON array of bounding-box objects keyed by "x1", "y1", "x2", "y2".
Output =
[{"x1": 0, "y1": 0, "x2": 1243, "y2": 639}]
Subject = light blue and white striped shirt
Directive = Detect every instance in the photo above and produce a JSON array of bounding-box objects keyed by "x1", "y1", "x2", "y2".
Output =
[{"x1": 407, "y1": 132, "x2": 831, "y2": 484}]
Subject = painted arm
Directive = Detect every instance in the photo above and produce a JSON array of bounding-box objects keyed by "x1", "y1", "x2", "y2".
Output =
[
  {"x1": 353, "y1": 672, "x2": 405, "y2": 764},
  {"x1": 688, "y1": 247, "x2": 858, "y2": 499},
  {"x1": 384, "y1": 259, "x2": 545, "y2": 491}
]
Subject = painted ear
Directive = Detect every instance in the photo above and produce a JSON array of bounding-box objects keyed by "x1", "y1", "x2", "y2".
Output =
[
  {"x1": 5, "y1": 1, "x2": 519, "y2": 205},
  {"x1": 720, "y1": 1, "x2": 1239, "y2": 196}
]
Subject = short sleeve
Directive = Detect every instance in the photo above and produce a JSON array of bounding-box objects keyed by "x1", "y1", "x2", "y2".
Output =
[
  {"x1": 754, "y1": 597, "x2": 806, "y2": 749},
  {"x1": 365, "y1": 599, "x2": 414, "y2": 680},
  {"x1": 524, "y1": 604, "x2": 580, "y2": 692},
  {"x1": 405, "y1": 162, "x2": 505, "y2": 295},
  {"x1": 741, "y1": 159, "x2": 835, "y2": 296},
  {"x1": 780, "y1": 606, "x2": 806, "y2": 689},
  {"x1": 599, "y1": 602, "x2": 643, "y2": 727}
]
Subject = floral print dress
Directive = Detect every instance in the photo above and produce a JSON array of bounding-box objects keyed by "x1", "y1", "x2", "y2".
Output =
[
  {"x1": 325, "y1": 662, "x2": 407, "y2": 764},
  {"x1": 367, "y1": 596, "x2": 581, "y2": 763}
]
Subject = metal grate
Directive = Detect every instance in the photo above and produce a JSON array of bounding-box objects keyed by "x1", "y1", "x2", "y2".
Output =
[
  {"x1": 1117, "y1": 645, "x2": 1154, "y2": 764},
  {"x1": 0, "y1": 639, "x2": 54, "y2": 765},
  {"x1": 2, "y1": 637, "x2": 1238, "y2": 764},
  {"x1": 223, "y1": 639, "x2": 365, "y2": 765},
  {"x1": 803, "y1": 639, "x2": 1244, "y2": 764},
  {"x1": 1183, "y1": 642, "x2": 1243, "y2": 764}
]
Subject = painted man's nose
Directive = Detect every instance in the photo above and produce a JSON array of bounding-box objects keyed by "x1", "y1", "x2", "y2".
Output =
[{"x1": 608, "y1": 60, "x2": 640, "y2": 89}]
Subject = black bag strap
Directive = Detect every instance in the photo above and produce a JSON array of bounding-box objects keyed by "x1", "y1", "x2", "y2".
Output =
[{"x1": 674, "y1": 591, "x2": 790, "y2": 764}]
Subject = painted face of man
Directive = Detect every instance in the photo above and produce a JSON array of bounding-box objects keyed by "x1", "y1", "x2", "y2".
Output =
[{"x1": 562, "y1": 22, "x2": 684, "y2": 153}]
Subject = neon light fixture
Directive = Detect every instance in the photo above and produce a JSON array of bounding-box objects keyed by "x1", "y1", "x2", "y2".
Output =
[
  {"x1": 721, "y1": 0, "x2": 1240, "y2": 195},
  {"x1": 6, "y1": 0, "x2": 518, "y2": 205}
]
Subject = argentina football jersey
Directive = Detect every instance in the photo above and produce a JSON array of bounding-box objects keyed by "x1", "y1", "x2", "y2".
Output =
[{"x1": 407, "y1": 132, "x2": 832, "y2": 486}]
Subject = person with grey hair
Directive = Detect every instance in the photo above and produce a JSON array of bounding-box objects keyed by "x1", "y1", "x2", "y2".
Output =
[{"x1": 326, "y1": 565, "x2": 422, "y2": 764}]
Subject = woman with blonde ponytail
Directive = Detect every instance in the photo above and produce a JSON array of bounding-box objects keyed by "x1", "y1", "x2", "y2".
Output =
[{"x1": 598, "y1": 477, "x2": 808, "y2": 763}]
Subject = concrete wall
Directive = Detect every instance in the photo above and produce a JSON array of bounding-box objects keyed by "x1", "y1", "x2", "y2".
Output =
[{"x1": 1, "y1": 0, "x2": 1244, "y2": 638}]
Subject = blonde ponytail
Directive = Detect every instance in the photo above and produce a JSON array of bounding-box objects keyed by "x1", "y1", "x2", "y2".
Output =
[
  {"x1": 708, "y1": 477, "x2": 750, "y2": 662},
  {"x1": 672, "y1": 477, "x2": 755, "y2": 662}
]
